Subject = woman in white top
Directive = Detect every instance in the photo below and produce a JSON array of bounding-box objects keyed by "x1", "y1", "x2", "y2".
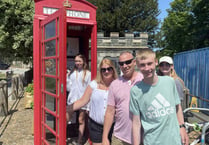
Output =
[
  {"x1": 66, "y1": 54, "x2": 91, "y2": 145},
  {"x1": 67, "y1": 58, "x2": 118, "y2": 145}
]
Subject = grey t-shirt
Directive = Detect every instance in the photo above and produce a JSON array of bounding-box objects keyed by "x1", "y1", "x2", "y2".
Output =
[
  {"x1": 130, "y1": 76, "x2": 181, "y2": 145},
  {"x1": 175, "y1": 79, "x2": 185, "y2": 101}
]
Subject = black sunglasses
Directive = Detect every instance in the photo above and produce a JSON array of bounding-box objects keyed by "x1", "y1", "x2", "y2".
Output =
[
  {"x1": 101, "y1": 67, "x2": 113, "y2": 73},
  {"x1": 159, "y1": 63, "x2": 170, "y2": 67},
  {"x1": 118, "y1": 58, "x2": 134, "y2": 66}
]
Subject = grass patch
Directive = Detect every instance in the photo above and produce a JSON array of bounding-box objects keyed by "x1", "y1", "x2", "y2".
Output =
[{"x1": 0, "y1": 73, "x2": 6, "y2": 79}]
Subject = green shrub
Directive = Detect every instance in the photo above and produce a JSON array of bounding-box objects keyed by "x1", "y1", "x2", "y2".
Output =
[
  {"x1": 30, "y1": 101, "x2": 34, "y2": 109},
  {"x1": 25, "y1": 83, "x2": 34, "y2": 95}
]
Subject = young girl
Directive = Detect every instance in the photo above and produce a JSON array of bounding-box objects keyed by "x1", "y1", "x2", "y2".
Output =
[{"x1": 66, "y1": 54, "x2": 91, "y2": 145}]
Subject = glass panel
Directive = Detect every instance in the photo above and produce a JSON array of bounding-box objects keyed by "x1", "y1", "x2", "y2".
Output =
[
  {"x1": 45, "y1": 127, "x2": 56, "y2": 145},
  {"x1": 45, "y1": 59, "x2": 56, "y2": 75},
  {"x1": 45, "y1": 111, "x2": 56, "y2": 131},
  {"x1": 42, "y1": 76, "x2": 45, "y2": 91},
  {"x1": 57, "y1": 98, "x2": 59, "y2": 115},
  {"x1": 45, "y1": 40, "x2": 56, "y2": 57},
  {"x1": 42, "y1": 59, "x2": 44, "y2": 74},
  {"x1": 57, "y1": 39, "x2": 59, "y2": 57},
  {"x1": 45, "y1": 20, "x2": 56, "y2": 39},
  {"x1": 45, "y1": 77, "x2": 56, "y2": 94},
  {"x1": 46, "y1": 94, "x2": 56, "y2": 112},
  {"x1": 57, "y1": 76, "x2": 59, "y2": 96},
  {"x1": 57, "y1": 118, "x2": 59, "y2": 135}
]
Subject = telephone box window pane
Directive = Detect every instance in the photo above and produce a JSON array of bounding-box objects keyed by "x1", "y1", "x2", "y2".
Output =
[
  {"x1": 45, "y1": 77, "x2": 56, "y2": 94},
  {"x1": 57, "y1": 118, "x2": 59, "y2": 134},
  {"x1": 57, "y1": 59, "x2": 59, "y2": 78},
  {"x1": 45, "y1": 111, "x2": 56, "y2": 131},
  {"x1": 45, "y1": 40, "x2": 56, "y2": 57},
  {"x1": 57, "y1": 39, "x2": 59, "y2": 57},
  {"x1": 57, "y1": 98, "x2": 59, "y2": 115},
  {"x1": 45, "y1": 126, "x2": 56, "y2": 144},
  {"x1": 46, "y1": 94, "x2": 56, "y2": 112},
  {"x1": 45, "y1": 20, "x2": 56, "y2": 39},
  {"x1": 45, "y1": 59, "x2": 56, "y2": 75}
]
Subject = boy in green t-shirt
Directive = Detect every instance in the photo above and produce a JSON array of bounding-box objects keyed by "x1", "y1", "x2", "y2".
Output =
[{"x1": 129, "y1": 48, "x2": 188, "y2": 145}]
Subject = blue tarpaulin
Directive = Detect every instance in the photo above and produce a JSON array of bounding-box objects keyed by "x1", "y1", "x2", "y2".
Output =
[{"x1": 174, "y1": 47, "x2": 209, "y2": 108}]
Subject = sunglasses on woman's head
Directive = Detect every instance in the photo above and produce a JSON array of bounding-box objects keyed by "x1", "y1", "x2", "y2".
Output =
[
  {"x1": 101, "y1": 67, "x2": 113, "y2": 73},
  {"x1": 118, "y1": 58, "x2": 134, "y2": 66}
]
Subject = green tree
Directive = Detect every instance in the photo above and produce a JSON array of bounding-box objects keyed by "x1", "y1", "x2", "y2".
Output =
[
  {"x1": 87, "y1": 0, "x2": 160, "y2": 47},
  {"x1": 191, "y1": 0, "x2": 209, "y2": 48},
  {"x1": 0, "y1": 0, "x2": 34, "y2": 64},
  {"x1": 161, "y1": 0, "x2": 209, "y2": 56}
]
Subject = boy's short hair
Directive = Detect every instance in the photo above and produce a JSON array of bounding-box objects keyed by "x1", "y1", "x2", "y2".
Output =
[{"x1": 136, "y1": 48, "x2": 156, "y2": 60}]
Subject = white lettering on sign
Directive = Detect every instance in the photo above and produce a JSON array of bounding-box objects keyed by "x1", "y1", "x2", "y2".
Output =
[
  {"x1": 43, "y1": 7, "x2": 90, "y2": 19},
  {"x1": 43, "y1": 7, "x2": 58, "y2": 15},
  {"x1": 66, "y1": 10, "x2": 90, "y2": 19}
]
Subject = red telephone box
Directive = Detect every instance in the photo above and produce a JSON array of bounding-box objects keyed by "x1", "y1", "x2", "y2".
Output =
[{"x1": 33, "y1": 0, "x2": 97, "y2": 144}]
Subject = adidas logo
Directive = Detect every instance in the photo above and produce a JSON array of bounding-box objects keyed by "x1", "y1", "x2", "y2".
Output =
[{"x1": 146, "y1": 93, "x2": 175, "y2": 119}]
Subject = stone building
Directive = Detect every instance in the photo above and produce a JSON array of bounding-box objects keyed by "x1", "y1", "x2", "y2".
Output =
[{"x1": 96, "y1": 32, "x2": 149, "y2": 74}]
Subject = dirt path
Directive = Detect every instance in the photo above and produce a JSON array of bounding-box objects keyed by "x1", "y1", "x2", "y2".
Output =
[{"x1": 0, "y1": 97, "x2": 34, "y2": 145}]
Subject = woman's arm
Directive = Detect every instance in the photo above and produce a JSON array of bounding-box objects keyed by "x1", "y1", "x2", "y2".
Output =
[{"x1": 73, "y1": 85, "x2": 92, "y2": 111}]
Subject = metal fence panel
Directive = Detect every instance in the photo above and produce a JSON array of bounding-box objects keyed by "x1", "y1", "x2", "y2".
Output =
[{"x1": 174, "y1": 47, "x2": 209, "y2": 108}]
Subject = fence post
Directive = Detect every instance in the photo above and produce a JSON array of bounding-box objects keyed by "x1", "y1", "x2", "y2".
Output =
[
  {"x1": 0, "y1": 80, "x2": 8, "y2": 116},
  {"x1": 18, "y1": 74, "x2": 24, "y2": 96},
  {"x1": 11, "y1": 76, "x2": 19, "y2": 100},
  {"x1": 6, "y1": 70, "x2": 13, "y2": 87}
]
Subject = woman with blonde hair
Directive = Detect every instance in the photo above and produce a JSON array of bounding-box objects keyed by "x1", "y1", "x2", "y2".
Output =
[
  {"x1": 67, "y1": 58, "x2": 118, "y2": 145},
  {"x1": 157, "y1": 56, "x2": 187, "y2": 103}
]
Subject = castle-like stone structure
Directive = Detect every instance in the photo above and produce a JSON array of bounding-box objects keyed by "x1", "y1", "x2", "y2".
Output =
[{"x1": 96, "y1": 32, "x2": 149, "y2": 74}]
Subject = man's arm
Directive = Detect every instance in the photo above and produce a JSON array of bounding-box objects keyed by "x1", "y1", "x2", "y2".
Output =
[
  {"x1": 132, "y1": 114, "x2": 141, "y2": 145},
  {"x1": 176, "y1": 104, "x2": 189, "y2": 145},
  {"x1": 102, "y1": 105, "x2": 115, "y2": 145}
]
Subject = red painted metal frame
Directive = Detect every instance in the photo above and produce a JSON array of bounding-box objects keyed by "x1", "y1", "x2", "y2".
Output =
[
  {"x1": 91, "y1": 24, "x2": 97, "y2": 80},
  {"x1": 34, "y1": 7, "x2": 67, "y2": 145},
  {"x1": 33, "y1": 1, "x2": 97, "y2": 144},
  {"x1": 33, "y1": 16, "x2": 41, "y2": 145}
]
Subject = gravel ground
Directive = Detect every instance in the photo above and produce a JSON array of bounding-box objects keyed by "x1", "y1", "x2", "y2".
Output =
[{"x1": 0, "y1": 97, "x2": 34, "y2": 145}]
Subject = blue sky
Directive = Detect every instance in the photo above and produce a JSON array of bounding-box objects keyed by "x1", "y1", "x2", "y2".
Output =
[{"x1": 158, "y1": 0, "x2": 173, "y2": 21}]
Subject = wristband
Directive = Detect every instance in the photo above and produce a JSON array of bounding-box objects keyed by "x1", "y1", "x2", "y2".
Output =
[{"x1": 179, "y1": 124, "x2": 186, "y2": 128}]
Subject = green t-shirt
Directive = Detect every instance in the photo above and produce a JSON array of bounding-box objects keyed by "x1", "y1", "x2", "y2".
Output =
[{"x1": 130, "y1": 76, "x2": 181, "y2": 145}]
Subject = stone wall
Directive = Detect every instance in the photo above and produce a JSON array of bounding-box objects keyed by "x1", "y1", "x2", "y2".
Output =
[{"x1": 96, "y1": 32, "x2": 149, "y2": 74}]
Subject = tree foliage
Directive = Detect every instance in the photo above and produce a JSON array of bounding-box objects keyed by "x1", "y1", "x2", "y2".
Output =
[
  {"x1": 0, "y1": 0, "x2": 34, "y2": 64},
  {"x1": 87, "y1": 0, "x2": 160, "y2": 47},
  {"x1": 161, "y1": 0, "x2": 209, "y2": 56},
  {"x1": 0, "y1": 0, "x2": 160, "y2": 63}
]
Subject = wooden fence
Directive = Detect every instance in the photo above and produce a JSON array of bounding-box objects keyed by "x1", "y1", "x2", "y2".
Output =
[{"x1": 0, "y1": 74, "x2": 24, "y2": 116}]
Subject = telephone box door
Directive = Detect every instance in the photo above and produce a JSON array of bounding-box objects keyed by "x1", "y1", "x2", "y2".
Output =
[{"x1": 39, "y1": 7, "x2": 67, "y2": 145}]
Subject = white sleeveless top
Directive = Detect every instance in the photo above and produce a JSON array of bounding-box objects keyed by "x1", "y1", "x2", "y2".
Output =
[{"x1": 89, "y1": 80, "x2": 108, "y2": 125}]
